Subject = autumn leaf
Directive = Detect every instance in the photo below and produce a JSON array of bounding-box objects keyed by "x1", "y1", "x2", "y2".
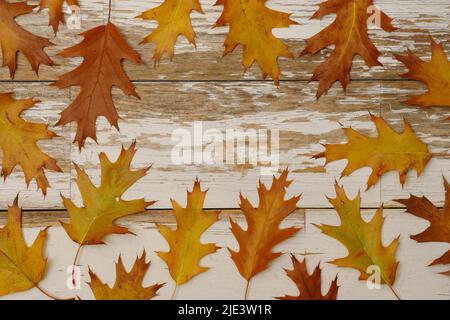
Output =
[
  {"x1": 229, "y1": 169, "x2": 301, "y2": 298},
  {"x1": 158, "y1": 180, "x2": 219, "y2": 296},
  {"x1": 395, "y1": 37, "x2": 450, "y2": 109},
  {"x1": 0, "y1": 0, "x2": 54, "y2": 79},
  {"x1": 276, "y1": 255, "x2": 339, "y2": 300},
  {"x1": 137, "y1": 0, "x2": 203, "y2": 64},
  {"x1": 53, "y1": 18, "x2": 143, "y2": 149},
  {"x1": 0, "y1": 92, "x2": 62, "y2": 195},
  {"x1": 88, "y1": 251, "x2": 164, "y2": 300},
  {"x1": 0, "y1": 196, "x2": 48, "y2": 297},
  {"x1": 301, "y1": 0, "x2": 396, "y2": 98},
  {"x1": 315, "y1": 182, "x2": 400, "y2": 297},
  {"x1": 214, "y1": 0, "x2": 297, "y2": 85},
  {"x1": 61, "y1": 142, "x2": 154, "y2": 282},
  {"x1": 314, "y1": 114, "x2": 431, "y2": 190},
  {"x1": 38, "y1": 0, "x2": 80, "y2": 34},
  {"x1": 395, "y1": 178, "x2": 449, "y2": 268}
]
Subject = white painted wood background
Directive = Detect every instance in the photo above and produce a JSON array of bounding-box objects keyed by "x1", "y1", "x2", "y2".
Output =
[{"x1": 0, "y1": 0, "x2": 449, "y2": 300}]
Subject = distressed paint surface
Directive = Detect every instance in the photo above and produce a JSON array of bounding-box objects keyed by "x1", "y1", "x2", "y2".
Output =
[
  {"x1": 0, "y1": 209, "x2": 448, "y2": 300},
  {"x1": 0, "y1": 0, "x2": 448, "y2": 299}
]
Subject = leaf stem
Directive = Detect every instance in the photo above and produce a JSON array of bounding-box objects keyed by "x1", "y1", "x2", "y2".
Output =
[
  {"x1": 71, "y1": 244, "x2": 83, "y2": 287},
  {"x1": 35, "y1": 285, "x2": 61, "y2": 300},
  {"x1": 107, "y1": 0, "x2": 112, "y2": 22},
  {"x1": 244, "y1": 280, "x2": 251, "y2": 300},
  {"x1": 171, "y1": 285, "x2": 178, "y2": 300},
  {"x1": 387, "y1": 284, "x2": 401, "y2": 300}
]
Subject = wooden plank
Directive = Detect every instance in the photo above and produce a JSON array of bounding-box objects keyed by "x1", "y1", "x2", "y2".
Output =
[
  {"x1": 1, "y1": 0, "x2": 450, "y2": 81},
  {"x1": 69, "y1": 80, "x2": 449, "y2": 210},
  {"x1": 0, "y1": 208, "x2": 448, "y2": 300},
  {"x1": 0, "y1": 83, "x2": 71, "y2": 210},
  {"x1": 0, "y1": 80, "x2": 447, "y2": 210}
]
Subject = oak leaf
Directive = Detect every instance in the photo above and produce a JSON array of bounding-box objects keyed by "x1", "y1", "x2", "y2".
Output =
[
  {"x1": 301, "y1": 0, "x2": 396, "y2": 98},
  {"x1": 0, "y1": 0, "x2": 54, "y2": 79},
  {"x1": 214, "y1": 0, "x2": 297, "y2": 85},
  {"x1": 54, "y1": 21, "x2": 142, "y2": 149},
  {"x1": 0, "y1": 92, "x2": 62, "y2": 195},
  {"x1": 277, "y1": 255, "x2": 339, "y2": 300},
  {"x1": 88, "y1": 251, "x2": 164, "y2": 300},
  {"x1": 315, "y1": 183, "x2": 399, "y2": 291},
  {"x1": 314, "y1": 114, "x2": 431, "y2": 190},
  {"x1": 61, "y1": 142, "x2": 153, "y2": 247},
  {"x1": 229, "y1": 169, "x2": 301, "y2": 297},
  {"x1": 158, "y1": 180, "x2": 219, "y2": 288},
  {"x1": 395, "y1": 178, "x2": 449, "y2": 267},
  {"x1": 38, "y1": 0, "x2": 80, "y2": 34},
  {"x1": 395, "y1": 37, "x2": 450, "y2": 109},
  {"x1": 0, "y1": 196, "x2": 48, "y2": 296},
  {"x1": 137, "y1": 0, "x2": 203, "y2": 64}
]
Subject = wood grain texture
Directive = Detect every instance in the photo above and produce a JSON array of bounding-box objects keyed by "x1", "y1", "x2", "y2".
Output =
[
  {"x1": 0, "y1": 209, "x2": 448, "y2": 300},
  {"x1": 1, "y1": 0, "x2": 450, "y2": 82},
  {"x1": 0, "y1": 80, "x2": 448, "y2": 210},
  {"x1": 0, "y1": 0, "x2": 448, "y2": 300}
]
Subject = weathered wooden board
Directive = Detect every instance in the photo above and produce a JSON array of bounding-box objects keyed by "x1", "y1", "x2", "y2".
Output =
[
  {"x1": 1, "y1": 0, "x2": 450, "y2": 82},
  {"x1": 0, "y1": 81, "x2": 448, "y2": 210},
  {"x1": 0, "y1": 209, "x2": 448, "y2": 300},
  {"x1": 0, "y1": 0, "x2": 448, "y2": 301}
]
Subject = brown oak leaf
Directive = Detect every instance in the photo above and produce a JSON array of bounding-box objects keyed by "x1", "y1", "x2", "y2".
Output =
[
  {"x1": 301, "y1": 0, "x2": 396, "y2": 98},
  {"x1": 395, "y1": 178, "x2": 449, "y2": 268},
  {"x1": 38, "y1": 0, "x2": 80, "y2": 34},
  {"x1": 54, "y1": 20, "x2": 142, "y2": 149},
  {"x1": 277, "y1": 255, "x2": 339, "y2": 300},
  {"x1": 0, "y1": 0, "x2": 54, "y2": 79}
]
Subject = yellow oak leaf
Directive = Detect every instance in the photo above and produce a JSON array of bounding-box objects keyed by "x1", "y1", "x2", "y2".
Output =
[
  {"x1": 395, "y1": 37, "x2": 450, "y2": 108},
  {"x1": 301, "y1": 0, "x2": 396, "y2": 98},
  {"x1": 314, "y1": 183, "x2": 400, "y2": 295},
  {"x1": 214, "y1": 0, "x2": 297, "y2": 85},
  {"x1": 38, "y1": 0, "x2": 79, "y2": 34},
  {"x1": 137, "y1": 0, "x2": 203, "y2": 64},
  {"x1": 229, "y1": 169, "x2": 301, "y2": 298},
  {"x1": 62, "y1": 142, "x2": 154, "y2": 287},
  {"x1": 0, "y1": 0, "x2": 54, "y2": 79},
  {"x1": 0, "y1": 92, "x2": 62, "y2": 195},
  {"x1": 158, "y1": 180, "x2": 219, "y2": 290},
  {"x1": 61, "y1": 142, "x2": 153, "y2": 246},
  {"x1": 88, "y1": 251, "x2": 164, "y2": 300},
  {"x1": 0, "y1": 196, "x2": 48, "y2": 297},
  {"x1": 314, "y1": 114, "x2": 431, "y2": 190}
]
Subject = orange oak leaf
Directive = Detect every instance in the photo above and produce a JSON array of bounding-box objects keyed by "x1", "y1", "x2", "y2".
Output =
[
  {"x1": 137, "y1": 0, "x2": 203, "y2": 64},
  {"x1": 53, "y1": 20, "x2": 142, "y2": 149},
  {"x1": 88, "y1": 251, "x2": 164, "y2": 300},
  {"x1": 61, "y1": 142, "x2": 154, "y2": 284},
  {"x1": 214, "y1": 0, "x2": 297, "y2": 85},
  {"x1": 395, "y1": 37, "x2": 450, "y2": 109},
  {"x1": 276, "y1": 255, "x2": 339, "y2": 300},
  {"x1": 38, "y1": 0, "x2": 80, "y2": 34},
  {"x1": 229, "y1": 169, "x2": 301, "y2": 298},
  {"x1": 395, "y1": 178, "x2": 449, "y2": 268},
  {"x1": 315, "y1": 182, "x2": 400, "y2": 297},
  {"x1": 158, "y1": 180, "x2": 219, "y2": 295},
  {"x1": 0, "y1": 0, "x2": 54, "y2": 79},
  {"x1": 0, "y1": 196, "x2": 48, "y2": 297},
  {"x1": 314, "y1": 114, "x2": 431, "y2": 190},
  {"x1": 301, "y1": 0, "x2": 396, "y2": 98},
  {"x1": 0, "y1": 92, "x2": 62, "y2": 195}
]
